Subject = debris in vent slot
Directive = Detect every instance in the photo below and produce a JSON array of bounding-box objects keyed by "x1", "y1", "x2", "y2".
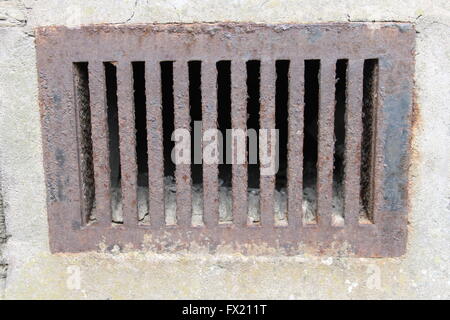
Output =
[
  {"x1": 192, "y1": 183, "x2": 203, "y2": 226},
  {"x1": 273, "y1": 189, "x2": 288, "y2": 226},
  {"x1": 302, "y1": 187, "x2": 316, "y2": 223},
  {"x1": 106, "y1": 180, "x2": 344, "y2": 226},
  {"x1": 332, "y1": 182, "x2": 345, "y2": 226},
  {"x1": 164, "y1": 176, "x2": 177, "y2": 225},
  {"x1": 248, "y1": 188, "x2": 260, "y2": 224},
  {"x1": 110, "y1": 185, "x2": 150, "y2": 224},
  {"x1": 218, "y1": 180, "x2": 232, "y2": 224}
]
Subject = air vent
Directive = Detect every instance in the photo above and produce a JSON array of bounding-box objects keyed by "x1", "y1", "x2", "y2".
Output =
[{"x1": 36, "y1": 23, "x2": 414, "y2": 256}]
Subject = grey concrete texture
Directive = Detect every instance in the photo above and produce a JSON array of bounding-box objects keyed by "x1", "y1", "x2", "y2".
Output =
[
  {"x1": 0, "y1": 174, "x2": 7, "y2": 295},
  {"x1": 0, "y1": 0, "x2": 449, "y2": 299}
]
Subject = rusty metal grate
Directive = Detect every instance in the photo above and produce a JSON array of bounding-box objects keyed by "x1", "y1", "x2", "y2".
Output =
[{"x1": 36, "y1": 23, "x2": 415, "y2": 256}]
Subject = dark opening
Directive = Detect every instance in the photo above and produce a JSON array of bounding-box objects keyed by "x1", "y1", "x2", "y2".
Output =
[
  {"x1": 161, "y1": 61, "x2": 175, "y2": 180},
  {"x1": 333, "y1": 59, "x2": 348, "y2": 223},
  {"x1": 189, "y1": 61, "x2": 203, "y2": 186},
  {"x1": 274, "y1": 60, "x2": 290, "y2": 225},
  {"x1": 217, "y1": 61, "x2": 232, "y2": 188},
  {"x1": 246, "y1": 60, "x2": 261, "y2": 189},
  {"x1": 160, "y1": 61, "x2": 176, "y2": 224},
  {"x1": 73, "y1": 62, "x2": 95, "y2": 223},
  {"x1": 303, "y1": 60, "x2": 320, "y2": 223},
  {"x1": 246, "y1": 60, "x2": 261, "y2": 223},
  {"x1": 132, "y1": 62, "x2": 148, "y2": 187},
  {"x1": 361, "y1": 59, "x2": 378, "y2": 222},
  {"x1": 275, "y1": 60, "x2": 290, "y2": 190},
  {"x1": 104, "y1": 62, "x2": 121, "y2": 202}
]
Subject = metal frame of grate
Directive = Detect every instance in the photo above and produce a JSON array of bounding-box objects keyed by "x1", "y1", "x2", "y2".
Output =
[{"x1": 36, "y1": 23, "x2": 415, "y2": 256}]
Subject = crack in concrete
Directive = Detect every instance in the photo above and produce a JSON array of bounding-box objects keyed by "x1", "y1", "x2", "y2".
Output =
[
  {"x1": 109, "y1": 0, "x2": 138, "y2": 25},
  {"x1": 125, "y1": 0, "x2": 138, "y2": 23}
]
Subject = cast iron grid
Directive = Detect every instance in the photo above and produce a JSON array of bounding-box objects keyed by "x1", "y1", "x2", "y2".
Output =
[{"x1": 36, "y1": 23, "x2": 415, "y2": 256}]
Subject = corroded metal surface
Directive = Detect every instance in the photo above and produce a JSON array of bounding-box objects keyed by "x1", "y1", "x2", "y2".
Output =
[
  {"x1": 173, "y1": 61, "x2": 192, "y2": 226},
  {"x1": 286, "y1": 59, "x2": 304, "y2": 229},
  {"x1": 317, "y1": 60, "x2": 336, "y2": 227},
  {"x1": 259, "y1": 60, "x2": 276, "y2": 227},
  {"x1": 201, "y1": 61, "x2": 219, "y2": 227},
  {"x1": 230, "y1": 60, "x2": 248, "y2": 227},
  {"x1": 344, "y1": 60, "x2": 364, "y2": 226},
  {"x1": 88, "y1": 62, "x2": 112, "y2": 227},
  {"x1": 36, "y1": 23, "x2": 415, "y2": 256},
  {"x1": 146, "y1": 61, "x2": 165, "y2": 227},
  {"x1": 117, "y1": 61, "x2": 139, "y2": 226}
]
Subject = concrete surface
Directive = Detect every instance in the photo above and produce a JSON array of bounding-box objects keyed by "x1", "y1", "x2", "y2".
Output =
[
  {"x1": 0, "y1": 0, "x2": 449, "y2": 299},
  {"x1": 0, "y1": 174, "x2": 7, "y2": 295}
]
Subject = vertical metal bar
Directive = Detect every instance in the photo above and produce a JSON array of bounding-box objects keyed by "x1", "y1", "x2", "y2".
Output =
[
  {"x1": 287, "y1": 59, "x2": 304, "y2": 228},
  {"x1": 231, "y1": 60, "x2": 248, "y2": 226},
  {"x1": 202, "y1": 61, "x2": 219, "y2": 226},
  {"x1": 173, "y1": 60, "x2": 192, "y2": 226},
  {"x1": 117, "y1": 61, "x2": 138, "y2": 226},
  {"x1": 344, "y1": 59, "x2": 364, "y2": 226},
  {"x1": 259, "y1": 60, "x2": 276, "y2": 227},
  {"x1": 88, "y1": 62, "x2": 112, "y2": 226},
  {"x1": 317, "y1": 60, "x2": 336, "y2": 227},
  {"x1": 146, "y1": 61, "x2": 165, "y2": 227}
]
